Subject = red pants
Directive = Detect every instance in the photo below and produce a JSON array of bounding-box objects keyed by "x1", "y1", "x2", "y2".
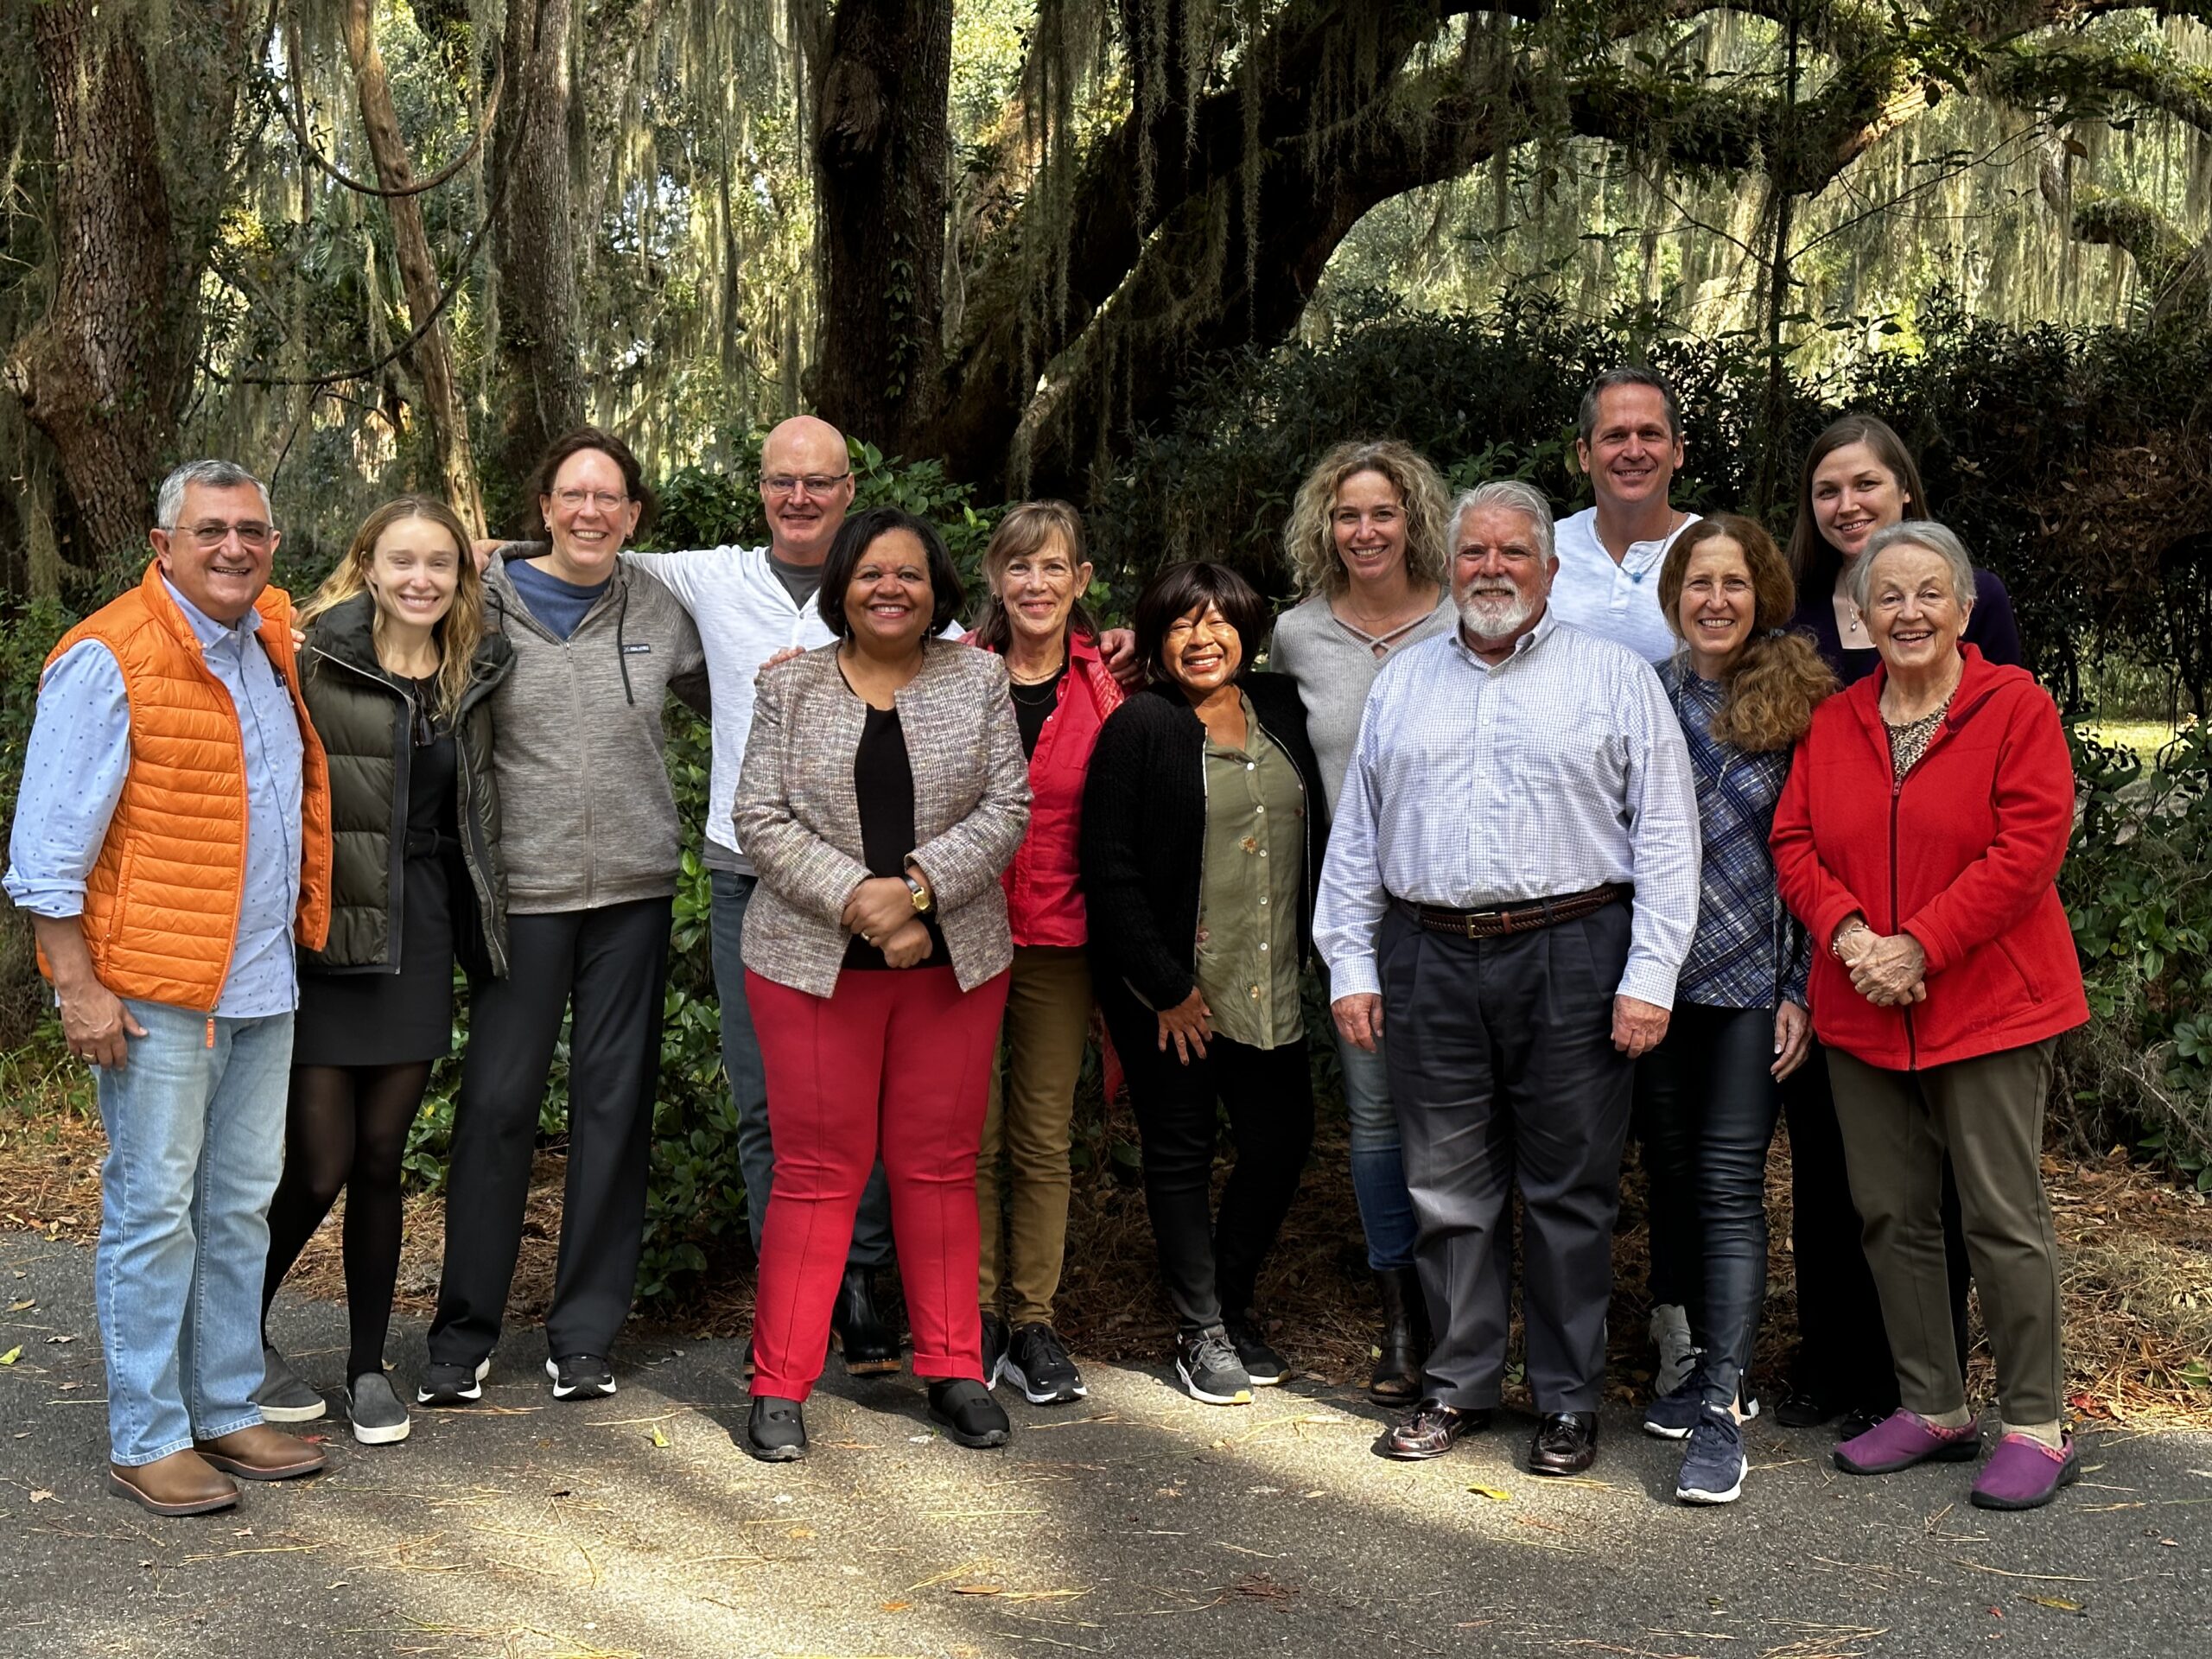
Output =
[{"x1": 746, "y1": 963, "x2": 1010, "y2": 1402}]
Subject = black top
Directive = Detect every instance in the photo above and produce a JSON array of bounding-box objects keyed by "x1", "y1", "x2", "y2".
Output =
[
  {"x1": 842, "y1": 702, "x2": 946, "y2": 971},
  {"x1": 1009, "y1": 667, "x2": 1065, "y2": 759},
  {"x1": 404, "y1": 677, "x2": 460, "y2": 859},
  {"x1": 1080, "y1": 674, "x2": 1328, "y2": 1013}
]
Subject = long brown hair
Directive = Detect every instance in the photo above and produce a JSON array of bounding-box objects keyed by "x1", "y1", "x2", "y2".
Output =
[
  {"x1": 971, "y1": 500, "x2": 1098, "y2": 653},
  {"x1": 301, "y1": 496, "x2": 486, "y2": 724},
  {"x1": 1785, "y1": 414, "x2": 1929, "y2": 595},
  {"x1": 1660, "y1": 514, "x2": 1836, "y2": 753}
]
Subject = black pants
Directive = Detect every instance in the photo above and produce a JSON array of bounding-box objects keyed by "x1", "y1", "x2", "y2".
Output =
[
  {"x1": 1382, "y1": 903, "x2": 1634, "y2": 1414},
  {"x1": 429, "y1": 898, "x2": 673, "y2": 1366},
  {"x1": 1783, "y1": 1038, "x2": 1971, "y2": 1408},
  {"x1": 1099, "y1": 986, "x2": 1313, "y2": 1336},
  {"x1": 1635, "y1": 1003, "x2": 1781, "y2": 1408}
]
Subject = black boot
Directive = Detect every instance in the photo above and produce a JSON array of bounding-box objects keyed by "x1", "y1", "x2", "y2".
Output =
[
  {"x1": 830, "y1": 1265, "x2": 903, "y2": 1376},
  {"x1": 1368, "y1": 1267, "x2": 1427, "y2": 1404}
]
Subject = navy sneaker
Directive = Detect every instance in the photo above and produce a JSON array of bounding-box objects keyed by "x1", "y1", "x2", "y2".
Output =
[
  {"x1": 1643, "y1": 1357, "x2": 1707, "y2": 1439},
  {"x1": 1675, "y1": 1405, "x2": 1748, "y2": 1505}
]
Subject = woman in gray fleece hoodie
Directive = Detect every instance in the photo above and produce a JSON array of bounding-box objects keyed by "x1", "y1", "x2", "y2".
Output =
[{"x1": 422, "y1": 429, "x2": 706, "y2": 1409}]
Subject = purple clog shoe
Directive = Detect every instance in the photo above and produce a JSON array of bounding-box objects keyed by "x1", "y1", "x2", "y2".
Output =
[
  {"x1": 1833, "y1": 1409, "x2": 1980, "y2": 1475},
  {"x1": 1970, "y1": 1433, "x2": 2081, "y2": 1510}
]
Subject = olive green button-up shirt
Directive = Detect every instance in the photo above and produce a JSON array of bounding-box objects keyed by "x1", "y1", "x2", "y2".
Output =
[{"x1": 1196, "y1": 695, "x2": 1307, "y2": 1051}]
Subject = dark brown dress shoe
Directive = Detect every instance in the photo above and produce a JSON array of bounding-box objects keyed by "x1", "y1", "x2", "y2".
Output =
[
  {"x1": 107, "y1": 1449, "x2": 239, "y2": 1516},
  {"x1": 194, "y1": 1424, "x2": 327, "y2": 1481},
  {"x1": 1373, "y1": 1398, "x2": 1493, "y2": 1460},
  {"x1": 1528, "y1": 1410, "x2": 1598, "y2": 1475}
]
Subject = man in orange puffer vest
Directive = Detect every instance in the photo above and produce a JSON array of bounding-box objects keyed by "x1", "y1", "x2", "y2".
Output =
[{"x1": 5, "y1": 461, "x2": 333, "y2": 1518}]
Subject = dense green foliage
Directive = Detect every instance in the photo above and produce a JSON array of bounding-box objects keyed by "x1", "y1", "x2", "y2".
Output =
[{"x1": 2063, "y1": 728, "x2": 2212, "y2": 1188}]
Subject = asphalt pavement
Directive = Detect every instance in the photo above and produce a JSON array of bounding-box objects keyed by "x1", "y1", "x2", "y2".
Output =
[{"x1": 1, "y1": 1231, "x2": 2204, "y2": 1658}]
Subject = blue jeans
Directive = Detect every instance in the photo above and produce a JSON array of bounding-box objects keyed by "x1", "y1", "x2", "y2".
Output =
[
  {"x1": 94, "y1": 1001, "x2": 293, "y2": 1465},
  {"x1": 1338, "y1": 1030, "x2": 1417, "y2": 1272},
  {"x1": 711, "y1": 870, "x2": 890, "y2": 1267}
]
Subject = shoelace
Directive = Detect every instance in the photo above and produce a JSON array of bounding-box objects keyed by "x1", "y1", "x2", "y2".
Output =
[
  {"x1": 1023, "y1": 1327, "x2": 1073, "y2": 1373},
  {"x1": 1192, "y1": 1332, "x2": 1243, "y2": 1375}
]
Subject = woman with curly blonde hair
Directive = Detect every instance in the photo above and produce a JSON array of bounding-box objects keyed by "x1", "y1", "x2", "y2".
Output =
[
  {"x1": 1634, "y1": 513, "x2": 1835, "y2": 1505},
  {"x1": 1268, "y1": 438, "x2": 1455, "y2": 1403}
]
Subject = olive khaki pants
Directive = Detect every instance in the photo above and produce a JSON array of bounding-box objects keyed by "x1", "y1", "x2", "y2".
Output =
[
  {"x1": 977, "y1": 946, "x2": 1092, "y2": 1327},
  {"x1": 1827, "y1": 1038, "x2": 2064, "y2": 1428}
]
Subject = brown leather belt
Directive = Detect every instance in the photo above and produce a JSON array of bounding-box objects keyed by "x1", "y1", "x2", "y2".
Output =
[{"x1": 1400, "y1": 882, "x2": 1632, "y2": 940}]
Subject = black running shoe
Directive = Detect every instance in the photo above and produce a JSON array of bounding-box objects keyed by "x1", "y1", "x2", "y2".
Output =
[
  {"x1": 1002, "y1": 1323, "x2": 1087, "y2": 1405},
  {"x1": 1224, "y1": 1312, "x2": 1288, "y2": 1386},
  {"x1": 1175, "y1": 1326, "x2": 1253, "y2": 1406},
  {"x1": 545, "y1": 1354, "x2": 616, "y2": 1400},
  {"x1": 416, "y1": 1357, "x2": 489, "y2": 1408},
  {"x1": 929, "y1": 1378, "x2": 1011, "y2": 1448},
  {"x1": 981, "y1": 1312, "x2": 1010, "y2": 1390}
]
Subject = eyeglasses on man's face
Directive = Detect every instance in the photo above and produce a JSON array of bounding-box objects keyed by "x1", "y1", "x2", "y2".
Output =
[
  {"x1": 761, "y1": 473, "x2": 852, "y2": 498},
  {"x1": 171, "y1": 520, "x2": 276, "y2": 551}
]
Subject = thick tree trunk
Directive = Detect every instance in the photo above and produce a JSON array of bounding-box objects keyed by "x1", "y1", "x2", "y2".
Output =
[
  {"x1": 808, "y1": 0, "x2": 954, "y2": 455},
  {"x1": 342, "y1": 0, "x2": 487, "y2": 535},
  {"x1": 491, "y1": 0, "x2": 588, "y2": 515},
  {"x1": 3, "y1": 3, "x2": 216, "y2": 570}
]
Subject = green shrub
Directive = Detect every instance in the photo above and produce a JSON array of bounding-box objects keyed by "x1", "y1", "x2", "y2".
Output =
[{"x1": 2062, "y1": 725, "x2": 2212, "y2": 1189}]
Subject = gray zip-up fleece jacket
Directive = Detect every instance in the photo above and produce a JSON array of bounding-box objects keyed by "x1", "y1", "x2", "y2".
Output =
[{"x1": 483, "y1": 556, "x2": 708, "y2": 914}]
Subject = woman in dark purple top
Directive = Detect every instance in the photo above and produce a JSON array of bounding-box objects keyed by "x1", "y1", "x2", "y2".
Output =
[
  {"x1": 1784, "y1": 415, "x2": 2022, "y2": 682},
  {"x1": 1774, "y1": 412, "x2": 1987, "y2": 1437}
]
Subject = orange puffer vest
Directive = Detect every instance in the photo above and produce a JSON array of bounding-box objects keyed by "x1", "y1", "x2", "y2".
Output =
[{"x1": 39, "y1": 562, "x2": 333, "y2": 1011}]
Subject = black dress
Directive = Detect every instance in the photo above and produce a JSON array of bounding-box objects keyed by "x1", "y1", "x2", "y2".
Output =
[{"x1": 294, "y1": 682, "x2": 461, "y2": 1067}]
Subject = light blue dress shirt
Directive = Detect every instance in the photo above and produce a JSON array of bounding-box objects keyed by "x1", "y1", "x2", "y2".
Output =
[
  {"x1": 4, "y1": 578, "x2": 305, "y2": 1018},
  {"x1": 1313, "y1": 608, "x2": 1701, "y2": 1010}
]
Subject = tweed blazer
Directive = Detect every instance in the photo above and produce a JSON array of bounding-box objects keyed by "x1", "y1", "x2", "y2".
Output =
[{"x1": 734, "y1": 638, "x2": 1031, "y2": 998}]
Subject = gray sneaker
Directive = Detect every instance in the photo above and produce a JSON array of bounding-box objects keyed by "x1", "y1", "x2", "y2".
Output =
[
  {"x1": 257, "y1": 1343, "x2": 327, "y2": 1423},
  {"x1": 1174, "y1": 1325, "x2": 1253, "y2": 1406},
  {"x1": 346, "y1": 1370, "x2": 412, "y2": 1446}
]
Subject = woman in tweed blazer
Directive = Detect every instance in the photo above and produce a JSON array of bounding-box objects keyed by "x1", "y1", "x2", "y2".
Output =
[{"x1": 732, "y1": 505, "x2": 1030, "y2": 1462}]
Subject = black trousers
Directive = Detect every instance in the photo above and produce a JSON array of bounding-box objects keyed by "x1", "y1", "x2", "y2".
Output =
[
  {"x1": 1382, "y1": 903, "x2": 1634, "y2": 1414},
  {"x1": 1783, "y1": 1038, "x2": 1971, "y2": 1408},
  {"x1": 1635, "y1": 1003, "x2": 1782, "y2": 1408},
  {"x1": 1099, "y1": 985, "x2": 1313, "y2": 1336},
  {"x1": 429, "y1": 897, "x2": 673, "y2": 1366}
]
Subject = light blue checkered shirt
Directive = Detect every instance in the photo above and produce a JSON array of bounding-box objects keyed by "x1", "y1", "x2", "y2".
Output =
[{"x1": 1313, "y1": 607, "x2": 1701, "y2": 1009}]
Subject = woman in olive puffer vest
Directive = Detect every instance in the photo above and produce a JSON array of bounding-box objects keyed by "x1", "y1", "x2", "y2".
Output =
[{"x1": 257, "y1": 497, "x2": 512, "y2": 1449}]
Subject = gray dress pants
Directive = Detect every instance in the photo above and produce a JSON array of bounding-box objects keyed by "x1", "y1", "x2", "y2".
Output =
[{"x1": 1379, "y1": 901, "x2": 1636, "y2": 1414}]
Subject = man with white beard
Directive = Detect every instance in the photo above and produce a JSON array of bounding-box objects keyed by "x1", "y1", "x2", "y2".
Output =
[{"x1": 1313, "y1": 479, "x2": 1699, "y2": 1477}]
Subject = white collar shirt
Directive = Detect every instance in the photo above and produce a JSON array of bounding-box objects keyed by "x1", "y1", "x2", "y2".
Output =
[{"x1": 1313, "y1": 607, "x2": 1701, "y2": 1009}]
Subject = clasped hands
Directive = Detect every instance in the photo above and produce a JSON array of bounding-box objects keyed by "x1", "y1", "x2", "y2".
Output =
[
  {"x1": 1834, "y1": 918, "x2": 1926, "y2": 1007},
  {"x1": 1329, "y1": 991, "x2": 1675, "y2": 1060},
  {"x1": 842, "y1": 874, "x2": 932, "y2": 969}
]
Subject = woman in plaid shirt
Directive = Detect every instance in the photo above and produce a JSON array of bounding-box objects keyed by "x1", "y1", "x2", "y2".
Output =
[{"x1": 1637, "y1": 515, "x2": 1837, "y2": 1506}]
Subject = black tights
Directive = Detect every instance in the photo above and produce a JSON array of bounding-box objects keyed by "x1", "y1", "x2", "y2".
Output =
[{"x1": 261, "y1": 1063, "x2": 431, "y2": 1381}]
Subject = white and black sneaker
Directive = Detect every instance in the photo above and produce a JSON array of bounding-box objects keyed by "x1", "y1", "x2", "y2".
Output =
[
  {"x1": 546, "y1": 1354, "x2": 616, "y2": 1400},
  {"x1": 347, "y1": 1370, "x2": 413, "y2": 1445},
  {"x1": 256, "y1": 1342, "x2": 327, "y2": 1423},
  {"x1": 981, "y1": 1312, "x2": 1010, "y2": 1391},
  {"x1": 1002, "y1": 1323, "x2": 1087, "y2": 1405},
  {"x1": 416, "y1": 1357, "x2": 490, "y2": 1407},
  {"x1": 1224, "y1": 1312, "x2": 1288, "y2": 1386},
  {"x1": 1175, "y1": 1325, "x2": 1253, "y2": 1406}
]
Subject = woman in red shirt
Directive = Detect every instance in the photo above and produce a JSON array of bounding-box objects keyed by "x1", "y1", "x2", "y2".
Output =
[
  {"x1": 1771, "y1": 520, "x2": 2088, "y2": 1511},
  {"x1": 968, "y1": 503, "x2": 1124, "y2": 1407}
]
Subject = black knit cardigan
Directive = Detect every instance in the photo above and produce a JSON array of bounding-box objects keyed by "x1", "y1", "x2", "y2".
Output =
[{"x1": 1078, "y1": 674, "x2": 1328, "y2": 1014}]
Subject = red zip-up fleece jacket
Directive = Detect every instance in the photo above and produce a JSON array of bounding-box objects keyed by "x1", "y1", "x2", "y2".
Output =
[
  {"x1": 1770, "y1": 644, "x2": 2088, "y2": 1071},
  {"x1": 969, "y1": 629, "x2": 1125, "y2": 948}
]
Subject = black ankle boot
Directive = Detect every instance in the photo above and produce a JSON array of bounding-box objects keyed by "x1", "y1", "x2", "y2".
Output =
[
  {"x1": 1368, "y1": 1267, "x2": 1427, "y2": 1404},
  {"x1": 830, "y1": 1265, "x2": 902, "y2": 1376}
]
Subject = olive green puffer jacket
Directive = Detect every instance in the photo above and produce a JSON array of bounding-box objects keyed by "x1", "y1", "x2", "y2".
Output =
[{"x1": 298, "y1": 591, "x2": 515, "y2": 978}]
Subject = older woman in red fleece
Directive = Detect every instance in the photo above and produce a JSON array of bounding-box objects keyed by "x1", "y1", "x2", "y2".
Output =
[{"x1": 1770, "y1": 519, "x2": 2087, "y2": 1512}]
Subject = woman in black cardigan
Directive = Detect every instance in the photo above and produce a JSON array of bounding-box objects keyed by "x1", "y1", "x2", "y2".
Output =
[{"x1": 1081, "y1": 562, "x2": 1326, "y2": 1407}]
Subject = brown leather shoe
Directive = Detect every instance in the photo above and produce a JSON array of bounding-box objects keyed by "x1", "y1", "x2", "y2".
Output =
[
  {"x1": 107, "y1": 1449, "x2": 239, "y2": 1516},
  {"x1": 194, "y1": 1424, "x2": 327, "y2": 1481},
  {"x1": 1528, "y1": 1410, "x2": 1599, "y2": 1475},
  {"x1": 1373, "y1": 1397, "x2": 1492, "y2": 1460}
]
